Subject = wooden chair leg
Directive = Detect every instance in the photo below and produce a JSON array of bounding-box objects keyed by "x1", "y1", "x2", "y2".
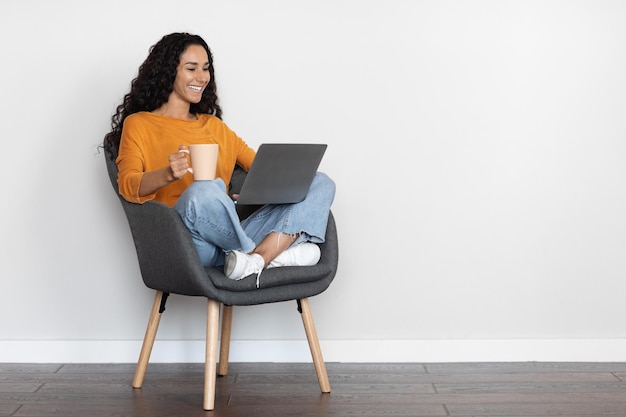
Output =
[
  {"x1": 218, "y1": 304, "x2": 233, "y2": 376},
  {"x1": 204, "y1": 299, "x2": 220, "y2": 411},
  {"x1": 132, "y1": 291, "x2": 165, "y2": 389},
  {"x1": 299, "y1": 298, "x2": 331, "y2": 393}
]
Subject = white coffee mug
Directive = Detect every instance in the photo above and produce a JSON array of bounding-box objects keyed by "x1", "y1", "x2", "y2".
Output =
[{"x1": 182, "y1": 144, "x2": 219, "y2": 181}]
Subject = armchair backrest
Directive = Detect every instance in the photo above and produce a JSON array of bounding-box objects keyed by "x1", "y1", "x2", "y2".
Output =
[{"x1": 105, "y1": 152, "x2": 209, "y2": 295}]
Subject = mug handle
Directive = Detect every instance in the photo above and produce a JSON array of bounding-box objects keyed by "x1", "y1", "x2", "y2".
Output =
[{"x1": 179, "y1": 149, "x2": 193, "y2": 174}]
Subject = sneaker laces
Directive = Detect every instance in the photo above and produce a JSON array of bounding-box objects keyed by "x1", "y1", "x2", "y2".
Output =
[
  {"x1": 256, "y1": 269, "x2": 262, "y2": 289},
  {"x1": 249, "y1": 254, "x2": 265, "y2": 288}
]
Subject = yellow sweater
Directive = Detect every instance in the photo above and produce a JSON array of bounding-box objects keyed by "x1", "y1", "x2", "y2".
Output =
[{"x1": 116, "y1": 112, "x2": 256, "y2": 207}]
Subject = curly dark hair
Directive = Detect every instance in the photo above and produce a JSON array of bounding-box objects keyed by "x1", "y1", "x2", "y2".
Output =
[{"x1": 103, "y1": 33, "x2": 222, "y2": 159}]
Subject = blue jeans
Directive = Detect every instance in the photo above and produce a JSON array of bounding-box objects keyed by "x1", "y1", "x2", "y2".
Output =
[{"x1": 173, "y1": 172, "x2": 336, "y2": 267}]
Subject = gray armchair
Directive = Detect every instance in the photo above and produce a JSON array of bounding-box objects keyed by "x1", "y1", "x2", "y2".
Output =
[{"x1": 105, "y1": 152, "x2": 338, "y2": 410}]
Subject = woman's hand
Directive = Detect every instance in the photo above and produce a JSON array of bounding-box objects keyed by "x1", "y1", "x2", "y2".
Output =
[{"x1": 168, "y1": 145, "x2": 190, "y2": 180}]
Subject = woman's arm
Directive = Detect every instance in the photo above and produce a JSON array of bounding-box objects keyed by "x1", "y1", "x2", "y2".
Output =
[{"x1": 138, "y1": 146, "x2": 189, "y2": 197}]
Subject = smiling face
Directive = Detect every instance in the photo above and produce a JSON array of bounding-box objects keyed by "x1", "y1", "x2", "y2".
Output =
[{"x1": 169, "y1": 44, "x2": 210, "y2": 106}]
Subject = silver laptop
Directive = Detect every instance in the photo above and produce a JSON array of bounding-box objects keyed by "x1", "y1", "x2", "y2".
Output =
[{"x1": 235, "y1": 143, "x2": 327, "y2": 218}]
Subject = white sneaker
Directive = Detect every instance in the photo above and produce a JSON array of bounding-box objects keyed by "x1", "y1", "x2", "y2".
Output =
[
  {"x1": 267, "y1": 243, "x2": 321, "y2": 269},
  {"x1": 224, "y1": 251, "x2": 265, "y2": 281}
]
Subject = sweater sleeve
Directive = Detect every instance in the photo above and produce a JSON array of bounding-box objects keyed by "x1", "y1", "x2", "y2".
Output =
[
  {"x1": 207, "y1": 117, "x2": 256, "y2": 175},
  {"x1": 230, "y1": 125, "x2": 256, "y2": 172},
  {"x1": 116, "y1": 116, "x2": 157, "y2": 204}
]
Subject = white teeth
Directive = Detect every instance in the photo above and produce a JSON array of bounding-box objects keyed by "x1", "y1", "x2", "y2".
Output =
[{"x1": 189, "y1": 85, "x2": 202, "y2": 92}]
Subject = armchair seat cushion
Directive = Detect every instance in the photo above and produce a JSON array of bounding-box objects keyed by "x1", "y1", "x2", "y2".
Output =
[{"x1": 208, "y1": 263, "x2": 333, "y2": 292}]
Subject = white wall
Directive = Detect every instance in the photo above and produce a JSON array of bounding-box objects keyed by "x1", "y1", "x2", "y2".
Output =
[{"x1": 2, "y1": 0, "x2": 626, "y2": 363}]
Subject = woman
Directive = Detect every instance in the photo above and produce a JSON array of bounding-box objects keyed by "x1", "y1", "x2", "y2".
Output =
[{"x1": 103, "y1": 33, "x2": 335, "y2": 286}]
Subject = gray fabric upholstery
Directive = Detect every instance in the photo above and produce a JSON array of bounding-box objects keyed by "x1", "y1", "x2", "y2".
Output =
[{"x1": 105, "y1": 152, "x2": 338, "y2": 306}]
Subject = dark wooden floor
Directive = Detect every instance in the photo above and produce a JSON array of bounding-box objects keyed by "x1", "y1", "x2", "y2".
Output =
[{"x1": 2, "y1": 362, "x2": 626, "y2": 416}]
